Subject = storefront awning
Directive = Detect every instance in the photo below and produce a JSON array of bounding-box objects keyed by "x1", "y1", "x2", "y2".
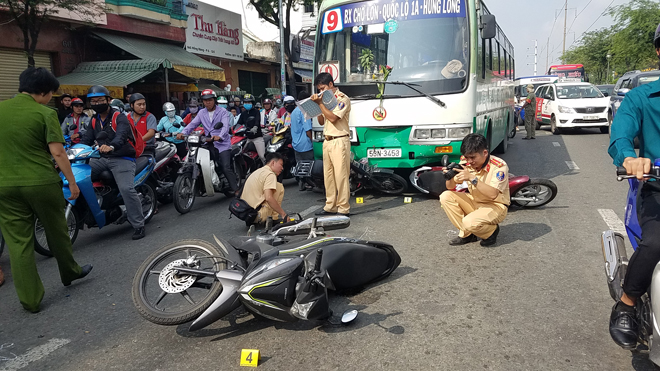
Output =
[
  {"x1": 294, "y1": 68, "x2": 314, "y2": 84},
  {"x1": 56, "y1": 59, "x2": 171, "y2": 97},
  {"x1": 94, "y1": 32, "x2": 225, "y2": 81}
]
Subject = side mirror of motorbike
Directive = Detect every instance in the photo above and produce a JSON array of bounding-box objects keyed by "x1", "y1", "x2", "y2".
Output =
[
  {"x1": 441, "y1": 155, "x2": 449, "y2": 167},
  {"x1": 341, "y1": 309, "x2": 358, "y2": 324},
  {"x1": 214, "y1": 121, "x2": 224, "y2": 130}
]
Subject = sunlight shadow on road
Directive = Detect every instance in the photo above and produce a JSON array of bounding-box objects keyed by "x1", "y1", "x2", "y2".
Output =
[{"x1": 496, "y1": 222, "x2": 552, "y2": 246}]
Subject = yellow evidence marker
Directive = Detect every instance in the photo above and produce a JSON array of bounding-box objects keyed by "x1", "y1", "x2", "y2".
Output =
[
  {"x1": 356, "y1": 197, "x2": 364, "y2": 204},
  {"x1": 404, "y1": 197, "x2": 412, "y2": 203},
  {"x1": 240, "y1": 349, "x2": 260, "y2": 367}
]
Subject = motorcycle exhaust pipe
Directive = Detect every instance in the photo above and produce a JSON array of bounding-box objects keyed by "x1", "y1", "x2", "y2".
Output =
[
  {"x1": 272, "y1": 215, "x2": 350, "y2": 236},
  {"x1": 601, "y1": 230, "x2": 628, "y2": 301}
]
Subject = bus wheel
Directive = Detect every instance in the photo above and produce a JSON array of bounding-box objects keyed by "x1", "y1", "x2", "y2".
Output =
[{"x1": 494, "y1": 135, "x2": 508, "y2": 154}]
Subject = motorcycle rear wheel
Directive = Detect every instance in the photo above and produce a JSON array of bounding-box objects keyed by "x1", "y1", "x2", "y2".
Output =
[
  {"x1": 511, "y1": 179, "x2": 557, "y2": 208},
  {"x1": 132, "y1": 239, "x2": 227, "y2": 325},
  {"x1": 174, "y1": 173, "x2": 196, "y2": 214},
  {"x1": 34, "y1": 207, "x2": 80, "y2": 257},
  {"x1": 371, "y1": 173, "x2": 408, "y2": 195},
  {"x1": 138, "y1": 181, "x2": 157, "y2": 224}
]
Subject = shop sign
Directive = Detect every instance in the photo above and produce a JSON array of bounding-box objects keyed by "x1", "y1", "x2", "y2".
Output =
[{"x1": 186, "y1": 1, "x2": 244, "y2": 61}]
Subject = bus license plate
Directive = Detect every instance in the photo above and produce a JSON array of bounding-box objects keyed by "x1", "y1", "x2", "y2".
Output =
[
  {"x1": 584, "y1": 115, "x2": 598, "y2": 120},
  {"x1": 367, "y1": 148, "x2": 401, "y2": 158}
]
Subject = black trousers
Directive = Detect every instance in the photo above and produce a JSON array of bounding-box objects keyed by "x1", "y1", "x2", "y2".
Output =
[
  {"x1": 208, "y1": 145, "x2": 238, "y2": 191},
  {"x1": 174, "y1": 142, "x2": 187, "y2": 159},
  {"x1": 623, "y1": 182, "x2": 660, "y2": 298}
]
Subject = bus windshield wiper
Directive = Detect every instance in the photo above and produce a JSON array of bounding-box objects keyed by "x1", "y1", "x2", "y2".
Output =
[
  {"x1": 352, "y1": 93, "x2": 402, "y2": 100},
  {"x1": 376, "y1": 81, "x2": 447, "y2": 108}
]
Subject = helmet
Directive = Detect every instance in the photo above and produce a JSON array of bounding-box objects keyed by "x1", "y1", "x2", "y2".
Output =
[
  {"x1": 201, "y1": 89, "x2": 217, "y2": 100},
  {"x1": 129, "y1": 93, "x2": 145, "y2": 104},
  {"x1": 255, "y1": 102, "x2": 262, "y2": 109},
  {"x1": 275, "y1": 98, "x2": 282, "y2": 106},
  {"x1": 110, "y1": 99, "x2": 124, "y2": 111},
  {"x1": 188, "y1": 98, "x2": 199, "y2": 107},
  {"x1": 217, "y1": 96, "x2": 228, "y2": 104},
  {"x1": 243, "y1": 93, "x2": 254, "y2": 102},
  {"x1": 283, "y1": 95, "x2": 295, "y2": 104},
  {"x1": 263, "y1": 98, "x2": 272, "y2": 105},
  {"x1": 163, "y1": 102, "x2": 176, "y2": 112},
  {"x1": 87, "y1": 85, "x2": 110, "y2": 98},
  {"x1": 654, "y1": 23, "x2": 660, "y2": 48},
  {"x1": 71, "y1": 97, "x2": 84, "y2": 106},
  {"x1": 124, "y1": 103, "x2": 132, "y2": 112},
  {"x1": 60, "y1": 93, "x2": 72, "y2": 100}
]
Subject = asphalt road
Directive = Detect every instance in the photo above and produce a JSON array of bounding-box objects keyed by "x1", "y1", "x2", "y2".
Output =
[{"x1": 0, "y1": 126, "x2": 651, "y2": 371}]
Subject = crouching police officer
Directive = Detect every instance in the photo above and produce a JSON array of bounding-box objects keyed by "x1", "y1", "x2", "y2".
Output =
[{"x1": 440, "y1": 134, "x2": 509, "y2": 247}]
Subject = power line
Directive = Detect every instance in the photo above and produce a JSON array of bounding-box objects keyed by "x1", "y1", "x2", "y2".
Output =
[{"x1": 567, "y1": 0, "x2": 594, "y2": 34}]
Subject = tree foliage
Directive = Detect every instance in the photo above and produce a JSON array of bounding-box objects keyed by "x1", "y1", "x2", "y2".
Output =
[
  {"x1": 248, "y1": 0, "x2": 319, "y2": 98},
  {"x1": 0, "y1": 0, "x2": 106, "y2": 67},
  {"x1": 561, "y1": 0, "x2": 660, "y2": 84}
]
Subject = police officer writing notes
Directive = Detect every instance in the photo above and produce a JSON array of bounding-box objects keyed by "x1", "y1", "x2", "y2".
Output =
[
  {"x1": 440, "y1": 134, "x2": 509, "y2": 247},
  {"x1": 312, "y1": 72, "x2": 352, "y2": 217}
]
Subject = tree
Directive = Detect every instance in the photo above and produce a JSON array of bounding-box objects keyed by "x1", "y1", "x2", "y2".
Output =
[
  {"x1": 0, "y1": 0, "x2": 106, "y2": 67},
  {"x1": 248, "y1": 0, "x2": 318, "y2": 98}
]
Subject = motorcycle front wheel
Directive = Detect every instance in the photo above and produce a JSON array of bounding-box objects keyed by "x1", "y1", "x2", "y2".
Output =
[
  {"x1": 138, "y1": 181, "x2": 158, "y2": 224},
  {"x1": 370, "y1": 173, "x2": 408, "y2": 195},
  {"x1": 132, "y1": 239, "x2": 227, "y2": 325},
  {"x1": 174, "y1": 173, "x2": 196, "y2": 214},
  {"x1": 511, "y1": 179, "x2": 557, "y2": 208},
  {"x1": 34, "y1": 206, "x2": 80, "y2": 257}
]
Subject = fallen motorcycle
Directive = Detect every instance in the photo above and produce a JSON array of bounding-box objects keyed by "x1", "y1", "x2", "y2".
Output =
[
  {"x1": 293, "y1": 157, "x2": 408, "y2": 195},
  {"x1": 409, "y1": 155, "x2": 557, "y2": 207},
  {"x1": 602, "y1": 164, "x2": 659, "y2": 360},
  {"x1": 132, "y1": 215, "x2": 401, "y2": 331}
]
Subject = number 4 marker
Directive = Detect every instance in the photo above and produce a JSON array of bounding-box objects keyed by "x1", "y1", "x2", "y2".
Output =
[{"x1": 240, "y1": 349, "x2": 260, "y2": 367}]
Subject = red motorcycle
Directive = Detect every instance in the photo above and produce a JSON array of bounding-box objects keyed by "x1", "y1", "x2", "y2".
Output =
[
  {"x1": 409, "y1": 155, "x2": 557, "y2": 208},
  {"x1": 230, "y1": 122, "x2": 263, "y2": 177}
]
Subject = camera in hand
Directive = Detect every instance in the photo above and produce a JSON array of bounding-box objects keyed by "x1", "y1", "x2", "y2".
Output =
[{"x1": 443, "y1": 162, "x2": 464, "y2": 180}]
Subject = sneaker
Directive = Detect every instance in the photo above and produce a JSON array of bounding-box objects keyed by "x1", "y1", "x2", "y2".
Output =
[
  {"x1": 609, "y1": 302, "x2": 638, "y2": 349},
  {"x1": 480, "y1": 225, "x2": 500, "y2": 246},
  {"x1": 449, "y1": 234, "x2": 478, "y2": 246},
  {"x1": 315, "y1": 209, "x2": 337, "y2": 216},
  {"x1": 132, "y1": 227, "x2": 146, "y2": 240}
]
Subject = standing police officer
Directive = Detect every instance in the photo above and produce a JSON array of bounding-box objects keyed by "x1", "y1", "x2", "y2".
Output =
[
  {"x1": 312, "y1": 72, "x2": 352, "y2": 217},
  {"x1": 522, "y1": 84, "x2": 536, "y2": 140}
]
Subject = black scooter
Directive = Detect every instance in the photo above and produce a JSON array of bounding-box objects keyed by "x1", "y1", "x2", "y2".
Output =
[{"x1": 132, "y1": 215, "x2": 401, "y2": 330}]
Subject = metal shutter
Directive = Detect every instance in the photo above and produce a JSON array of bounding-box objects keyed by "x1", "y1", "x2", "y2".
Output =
[{"x1": 0, "y1": 48, "x2": 53, "y2": 101}]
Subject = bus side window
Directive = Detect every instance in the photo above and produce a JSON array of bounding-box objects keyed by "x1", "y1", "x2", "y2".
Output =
[
  {"x1": 487, "y1": 39, "x2": 492, "y2": 72},
  {"x1": 478, "y1": 26, "x2": 484, "y2": 80}
]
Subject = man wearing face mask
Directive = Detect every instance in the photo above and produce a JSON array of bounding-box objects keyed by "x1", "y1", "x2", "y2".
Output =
[
  {"x1": 236, "y1": 94, "x2": 265, "y2": 163},
  {"x1": 157, "y1": 102, "x2": 186, "y2": 159},
  {"x1": 80, "y1": 85, "x2": 146, "y2": 240},
  {"x1": 281, "y1": 96, "x2": 296, "y2": 125},
  {"x1": 128, "y1": 93, "x2": 158, "y2": 157}
]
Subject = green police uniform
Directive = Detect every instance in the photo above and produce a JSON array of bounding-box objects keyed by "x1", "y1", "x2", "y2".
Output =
[
  {"x1": 523, "y1": 92, "x2": 537, "y2": 139},
  {"x1": 0, "y1": 93, "x2": 83, "y2": 312}
]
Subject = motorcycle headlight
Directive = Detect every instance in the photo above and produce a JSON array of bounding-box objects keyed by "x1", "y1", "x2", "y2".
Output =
[
  {"x1": 187, "y1": 136, "x2": 200, "y2": 144},
  {"x1": 291, "y1": 300, "x2": 315, "y2": 320},
  {"x1": 313, "y1": 131, "x2": 324, "y2": 141},
  {"x1": 66, "y1": 147, "x2": 87, "y2": 160},
  {"x1": 267, "y1": 141, "x2": 284, "y2": 152},
  {"x1": 448, "y1": 127, "x2": 471, "y2": 138},
  {"x1": 558, "y1": 106, "x2": 576, "y2": 114}
]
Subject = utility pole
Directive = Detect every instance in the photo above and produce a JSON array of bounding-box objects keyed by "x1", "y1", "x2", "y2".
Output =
[
  {"x1": 562, "y1": 0, "x2": 567, "y2": 64},
  {"x1": 546, "y1": 38, "x2": 550, "y2": 73},
  {"x1": 534, "y1": 40, "x2": 538, "y2": 75},
  {"x1": 279, "y1": 0, "x2": 286, "y2": 96}
]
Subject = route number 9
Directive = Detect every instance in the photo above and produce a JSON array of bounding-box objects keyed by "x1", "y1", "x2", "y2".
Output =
[{"x1": 322, "y1": 8, "x2": 343, "y2": 34}]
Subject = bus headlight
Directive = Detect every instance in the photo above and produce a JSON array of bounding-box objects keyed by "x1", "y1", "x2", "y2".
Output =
[
  {"x1": 414, "y1": 129, "x2": 431, "y2": 139},
  {"x1": 431, "y1": 129, "x2": 446, "y2": 138},
  {"x1": 448, "y1": 127, "x2": 471, "y2": 138}
]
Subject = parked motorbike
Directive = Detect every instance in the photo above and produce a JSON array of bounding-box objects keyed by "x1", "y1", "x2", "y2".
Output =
[
  {"x1": 265, "y1": 119, "x2": 296, "y2": 179},
  {"x1": 152, "y1": 133, "x2": 183, "y2": 204},
  {"x1": 34, "y1": 133, "x2": 158, "y2": 256},
  {"x1": 293, "y1": 156, "x2": 408, "y2": 195},
  {"x1": 172, "y1": 123, "x2": 241, "y2": 214},
  {"x1": 132, "y1": 215, "x2": 400, "y2": 331},
  {"x1": 602, "y1": 164, "x2": 659, "y2": 360},
  {"x1": 230, "y1": 120, "x2": 263, "y2": 177},
  {"x1": 409, "y1": 155, "x2": 557, "y2": 207}
]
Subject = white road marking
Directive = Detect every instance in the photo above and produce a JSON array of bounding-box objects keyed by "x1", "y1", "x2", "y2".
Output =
[
  {"x1": 552, "y1": 142, "x2": 561, "y2": 147},
  {"x1": 598, "y1": 209, "x2": 627, "y2": 235},
  {"x1": 299, "y1": 205, "x2": 320, "y2": 217},
  {"x1": 565, "y1": 161, "x2": 580, "y2": 170},
  {"x1": 0, "y1": 338, "x2": 70, "y2": 371}
]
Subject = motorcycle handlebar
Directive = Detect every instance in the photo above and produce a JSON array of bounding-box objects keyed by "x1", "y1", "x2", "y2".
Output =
[{"x1": 616, "y1": 166, "x2": 660, "y2": 181}]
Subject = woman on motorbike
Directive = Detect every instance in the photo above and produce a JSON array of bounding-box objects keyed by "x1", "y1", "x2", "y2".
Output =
[{"x1": 157, "y1": 102, "x2": 187, "y2": 159}]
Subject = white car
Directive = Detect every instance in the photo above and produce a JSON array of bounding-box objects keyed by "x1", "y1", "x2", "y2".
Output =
[{"x1": 534, "y1": 82, "x2": 610, "y2": 135}]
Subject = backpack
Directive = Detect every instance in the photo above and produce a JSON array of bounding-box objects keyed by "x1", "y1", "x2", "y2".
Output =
[
  {"x1": 92, "y1": 111, "x2": 146, "y2": 157},
  {"x1": 228, "y1": 198, "x2": 261, "y2": 226}
]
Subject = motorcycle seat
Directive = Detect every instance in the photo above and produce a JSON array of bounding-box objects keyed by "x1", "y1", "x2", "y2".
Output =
[
  {"x1": 96, "y1": 171, "x2": 116, "y2": 184},
  {"x1": 154, "y1": 145, "x2": 171, "y2": 163},
  {"x1": 244, "y1": 141, "x2": 257, "y2": 153},
  {"x1": 136, "y1": 156, "x2": 151, "y2": 174}
]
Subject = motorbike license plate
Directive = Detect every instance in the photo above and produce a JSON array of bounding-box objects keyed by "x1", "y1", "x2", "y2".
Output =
[
  {"x1": 367, "y1": 148, "x2": 401, "y2": 158},
  {"x1": 583, "y1": 115, "x2": 599, "y2": 120}
]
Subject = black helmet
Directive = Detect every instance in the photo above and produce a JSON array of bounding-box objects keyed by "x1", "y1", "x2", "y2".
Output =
[
  {"x1": 110, "y1": 99, "x2": 125, "y2": 112},
  {"x1": 87, "y1": 85, "x2": 110, "y2": 98},
  {"x1": 243, "y1": 93, "x2": 255, "y2": 102},
  {"x1": 654, "y1": 23, "x2": 660, "y2": 48},
  {"x1": 129, "y1": 93, "x2": 146, "y2": 104}
]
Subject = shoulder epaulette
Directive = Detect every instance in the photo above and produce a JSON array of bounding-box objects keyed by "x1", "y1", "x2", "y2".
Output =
[{"x1": 489, "y1": 157, "x2": 504, "y2": 167}]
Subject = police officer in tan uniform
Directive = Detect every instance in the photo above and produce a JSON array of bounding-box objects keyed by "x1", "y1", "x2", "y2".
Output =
[
  {"x1": 311, "y1": 72, "x2": 352, "y2": 216},
  {"x1": 440, "y1": 134, "x2": 509, "y2": 246}
]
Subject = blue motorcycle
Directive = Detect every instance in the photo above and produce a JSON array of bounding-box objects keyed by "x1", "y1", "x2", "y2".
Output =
[
  {"x1": 34, "y1": 142, "x2": 158, "y2": 256},
  {"x1": 602, "y1": 162, "x2": 658, "y2": 361}
]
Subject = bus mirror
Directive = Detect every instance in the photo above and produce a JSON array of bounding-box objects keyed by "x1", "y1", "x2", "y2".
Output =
[{"x1": 481, "y1": 14, "x2": 496, "y2": 39}]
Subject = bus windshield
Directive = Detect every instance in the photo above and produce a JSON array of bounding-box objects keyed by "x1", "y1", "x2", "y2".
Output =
[{"x1": 317, "y1": 16, "x2": 469, "y2": 96}]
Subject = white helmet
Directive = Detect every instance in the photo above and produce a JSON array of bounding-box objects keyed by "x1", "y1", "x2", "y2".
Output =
[
  {"x1": 217, "y1": 96, "x2": 228, "y2": 104},
  {"x1": 162, "y1": 102, "x2": 176, "y2": 112}
]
